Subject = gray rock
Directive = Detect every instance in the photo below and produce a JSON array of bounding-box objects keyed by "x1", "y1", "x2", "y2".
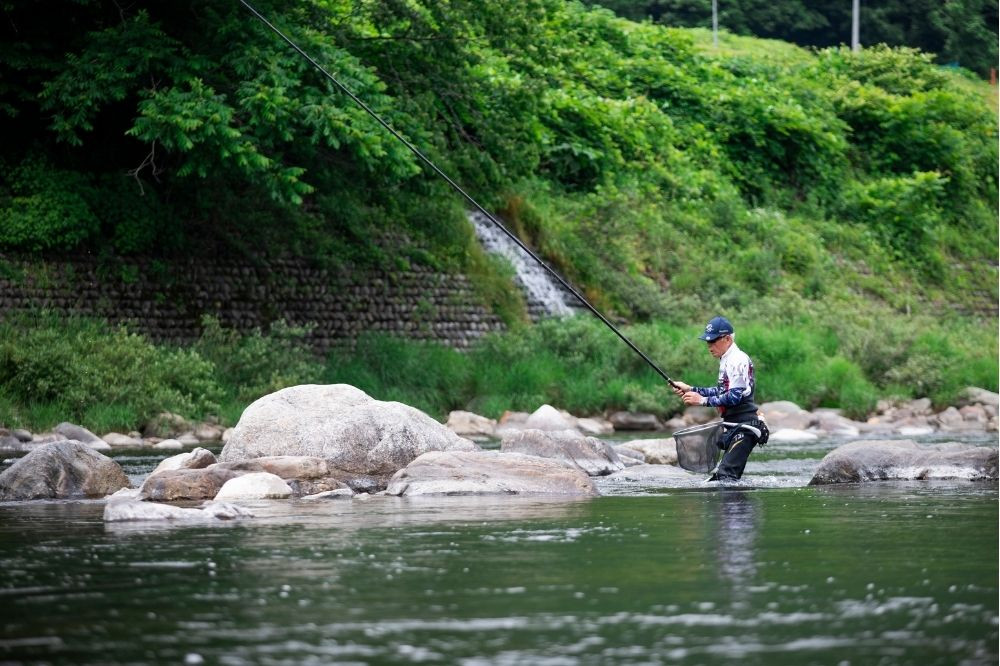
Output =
[
  {"x1": 150, "y1": 447, "x2": 217, "y2": 477},
  {"x1": 193, "y1": 423, "x2": 225, "y2": 442},
  {"x1": 104, "y1": 499, "x2": 254, "y2": 522},
  {"x1": 0, "y1": 435, "x2": 35, "y2": 453},
  {"x1": 576, "y1": 417, "x2": 614, "y2": 436},
  {"x1": 602, "y1": 463, "x2": 700, "y2": 486},
  {"x1": 219, "y1": 384, "x2": 477, "y2": 481},
  {"x1": 809, "y1": 440, "x2": 998, "y2": 485},
  {"x1": 524, "y1": 405, "x2": 576, "y2": 432},
  {"x1": 138, "y1": 467, "x2": 244, "y2": 501},
  {"x1": 176, "y1": 432, "x2": 201, "y2": 447},
  {"x1": 759, "y1": 401, "x2": 813, "y2": 431},
  {"x1": 102, "y1": 432, "x2": 144, "y2": 447},
  {"x1": 54, "y1": 422, "x2": 103, "y2": 444},
  {"x1": 385, "y1": 450, "x2": 598, "y2": 497},
  {"x1": 0, "y1": 441, "x2": 131, "y2": 500},
  {"x1": 618, "y1": 438, "x2": 678, "y2": 466},
  {"x1": 614, "y1": 445, "x2": 647, "y2": 464},
  {"x1": 500, "y1": 429, "x2": 624, "y2": 476},
  {"x1": 302, "y1": 488, "x2": 355, "y2": 500},
  {"x1": 214, "y1": 472, "x2": 292, "y2": 500},
  {"x1": 608, "y1": 411, "x2": 663, "y2": 431},
  {"x1": 680, "y1": 407, "x2": 718, "y2": 426},
  {"x1": 12, "y1": 429, "x2": 33, "y2": 443},
  {"x1": 958, "y1": 386, "x2": 1000, "y2": 408},
  {"x1": 445, "y1": 410, "x2": 497, "y2": 440},
  {"x1": 215, "y1": 456, "x2": 329, "y2": 479},
  {"x1": 144, "y1": 412, "x2": 191, "y2": 439}
]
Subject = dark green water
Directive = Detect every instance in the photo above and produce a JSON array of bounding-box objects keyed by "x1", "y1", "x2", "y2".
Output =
[{"x1": 1, "y1": 474, "x2": 996, "y2": 665}]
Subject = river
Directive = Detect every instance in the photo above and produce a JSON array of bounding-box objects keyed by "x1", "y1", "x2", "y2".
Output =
[{"x1": 1, "y1": 434, "x2": 996, "y2": 665}]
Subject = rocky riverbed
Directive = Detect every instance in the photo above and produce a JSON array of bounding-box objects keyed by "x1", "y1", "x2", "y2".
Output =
[{"x1": 0, "y1": 384, "x2": 996, "y2": 522}]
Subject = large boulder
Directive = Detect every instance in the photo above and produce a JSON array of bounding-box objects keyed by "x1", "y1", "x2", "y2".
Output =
[
  {"x1": 137, "y1": 467, "x2": 244, "y2": 501},
  {"x1": 219, "y1": 385, "x2": 477, "y2": 484},
  {"x1": 0, "y1": 441, "x2": 130, "y2": 500},
  {"x1": 618, "y1": 438, "x2": 678, "y2": 466},
  {"x1": 500, "y1": 429, "x2": 624, "y2": 476},
  {"x1": 385, "y1": 450, "x2": 598, "y2": 497},
  {"x1": 809, "y1": 440, "x2": 998, "y2": 485}
]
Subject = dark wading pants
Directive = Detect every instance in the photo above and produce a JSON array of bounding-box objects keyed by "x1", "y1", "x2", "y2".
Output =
[{"x1": 710, "y1": 425, "x2": 760, "y2": 481}]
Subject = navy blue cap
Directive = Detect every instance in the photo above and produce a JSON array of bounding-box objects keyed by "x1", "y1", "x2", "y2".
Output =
[{"x1": 698, "y1": 316, "x2": 734, "y2": 341}]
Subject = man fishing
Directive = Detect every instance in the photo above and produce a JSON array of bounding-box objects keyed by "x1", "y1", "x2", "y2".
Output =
[{"x1": 671, "y1": 316, "x2": 768, "y2": 482}]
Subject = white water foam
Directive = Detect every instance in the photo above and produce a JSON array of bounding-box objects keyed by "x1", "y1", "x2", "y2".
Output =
[{"x1": 468, "y1": 210, "x2": 576, "y2": 317}]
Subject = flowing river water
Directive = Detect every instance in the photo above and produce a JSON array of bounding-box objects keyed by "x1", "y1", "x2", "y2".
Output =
[{"x1": 1, "y1": 433, "x2": 996, "y2": 665}]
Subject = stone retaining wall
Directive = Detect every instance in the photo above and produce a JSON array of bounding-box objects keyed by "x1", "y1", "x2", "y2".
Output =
[{"x1": 0, "y1": 254, "x2": 508, "y2": 350}]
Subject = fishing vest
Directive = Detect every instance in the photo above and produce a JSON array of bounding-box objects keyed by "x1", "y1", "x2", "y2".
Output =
[{"x1": 716, "y1": 343, "x2": 758, "y2": 422}]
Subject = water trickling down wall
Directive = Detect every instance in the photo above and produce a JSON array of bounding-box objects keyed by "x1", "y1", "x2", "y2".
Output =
[{"x1": 468, "y1": 211, "x2": 581, "y2": 319}]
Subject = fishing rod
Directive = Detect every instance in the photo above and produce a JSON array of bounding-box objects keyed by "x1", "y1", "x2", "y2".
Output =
[{"x1": 239, "y1": 0, "x2": 682, "y2": 392}]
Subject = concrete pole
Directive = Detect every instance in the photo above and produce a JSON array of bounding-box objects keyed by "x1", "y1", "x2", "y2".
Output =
[
  {"x1": 851, "y1": 0, "x2": 860, "y2": 52},
  {"x1": 712, "y1": 0, "x2": 718, "y2": 48}
]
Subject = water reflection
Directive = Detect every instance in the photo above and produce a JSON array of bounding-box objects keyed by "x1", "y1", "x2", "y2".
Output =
[
  {"x1": 103, "y1": 494, "x2": 597, "y2": 535},
  {"x1": 715, "y1": 490, "x2": 759, "y2": 590}
]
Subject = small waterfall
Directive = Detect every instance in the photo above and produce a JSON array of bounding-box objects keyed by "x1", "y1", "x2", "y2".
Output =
[{"x1": 468, "y1": 211, "x2": 578, "y2": 318}]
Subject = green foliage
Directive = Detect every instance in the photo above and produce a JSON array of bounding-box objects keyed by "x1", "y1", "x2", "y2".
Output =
[
  {"x1": 0, "y1": 157, "x2": 100, "y2": 251},
  {"x1": 192, "y1": 315, "x2": 322, "y2": 404},
  {"x1": 0, "y1": 313, "x2": 222, "y2": 427}
]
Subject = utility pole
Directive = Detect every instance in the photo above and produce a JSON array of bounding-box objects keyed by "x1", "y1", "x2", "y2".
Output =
[
  {"x1": 851, "y1": 0, "x2": 860, "y2": 52},
  {"x1": 712, "y1": 0, "x2": 718, "y2": 48}
]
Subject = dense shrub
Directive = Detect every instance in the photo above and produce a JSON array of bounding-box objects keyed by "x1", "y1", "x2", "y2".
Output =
[{"x1": 0, "y1": 313, "x2": 221, "y2": 429}]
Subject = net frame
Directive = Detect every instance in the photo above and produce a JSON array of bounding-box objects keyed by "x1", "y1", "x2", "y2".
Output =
[{"x1": 673, "y1": 421, "x2": 723, "y2": 473}]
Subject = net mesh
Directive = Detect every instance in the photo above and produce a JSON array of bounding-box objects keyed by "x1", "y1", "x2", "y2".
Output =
[{"x1": 673, "y1": 421, "x2": 723, "y2": 473}]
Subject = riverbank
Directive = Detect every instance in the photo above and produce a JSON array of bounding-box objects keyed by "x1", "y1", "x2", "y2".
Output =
[{"x1": 2, "y1": 385, "x2": 996, "y2": 460}]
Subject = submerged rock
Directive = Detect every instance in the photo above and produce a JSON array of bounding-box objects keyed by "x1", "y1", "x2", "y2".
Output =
[
  {"x1": 809, "y1": 440, "x2": 999, "y2": 485},
  {"x1": 0, "y1": 441, "x2": 131, "y2": 500},
  {"x1": 219, "y1": 384, "x2": 478, "y2": 483},
  {"x1": 104, "y1": 498, "x2": 254, "y2": 522},
  {"x1": 500, "y1": 429, "x2": 624, "y2": 476},
  {"x1": 386, "y1": 450, "x2": 598, "y2": 497}
]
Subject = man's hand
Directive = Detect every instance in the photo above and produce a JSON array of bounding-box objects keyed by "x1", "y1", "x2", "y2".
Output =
[
  {"x1": 672, "y1": 381, "x2": 691, "y2": 397},
  {"x1": 682, "y1": 391, "x2": 704, "y2": 406}
]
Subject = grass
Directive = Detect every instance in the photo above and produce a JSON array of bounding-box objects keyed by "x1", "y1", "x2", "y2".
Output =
[{"x1": 0, "y1": 305, "x2": 995, "y2": 434}]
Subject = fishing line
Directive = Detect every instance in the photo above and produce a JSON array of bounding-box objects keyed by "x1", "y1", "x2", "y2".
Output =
[{"x1": 239, "y1": 0, "x2": 681, "y2": 390}]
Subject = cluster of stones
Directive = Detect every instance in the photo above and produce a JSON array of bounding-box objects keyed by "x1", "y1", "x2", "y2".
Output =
[
  {"x1": 445, "y1": 386, "x2": 999, "y2": 445},
  {"x1": 0, "y1": 254, "x2": 507, "y2": 351},
  {"x1": 0, "y1": 414, "x2": 231, "y2": 455},
  {"x1": 1, "y1": 384, "x2": 995, "y2": 525}
]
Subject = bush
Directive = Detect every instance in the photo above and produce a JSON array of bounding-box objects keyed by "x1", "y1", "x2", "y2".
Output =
[
  {"x1": 0, "y1": 312, "x2": 222, "y2": 429},
  {"x1": 193, "y1": 316, "x2": 322, "y2": 404}
]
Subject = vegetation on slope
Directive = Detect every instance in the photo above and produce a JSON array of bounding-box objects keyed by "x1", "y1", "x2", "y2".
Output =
[{"x1": 0, "y1": 1, "x2": 995, "y2": 430}]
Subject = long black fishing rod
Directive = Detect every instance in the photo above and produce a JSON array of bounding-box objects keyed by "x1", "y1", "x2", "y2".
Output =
[{"x1": 239, "y1": 0, "x2": 682, "y2": 391}]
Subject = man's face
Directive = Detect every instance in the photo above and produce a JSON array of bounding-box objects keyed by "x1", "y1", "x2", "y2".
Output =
[{"x1": 706, "y1": 334, "x2": 732, "y2": 359}]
